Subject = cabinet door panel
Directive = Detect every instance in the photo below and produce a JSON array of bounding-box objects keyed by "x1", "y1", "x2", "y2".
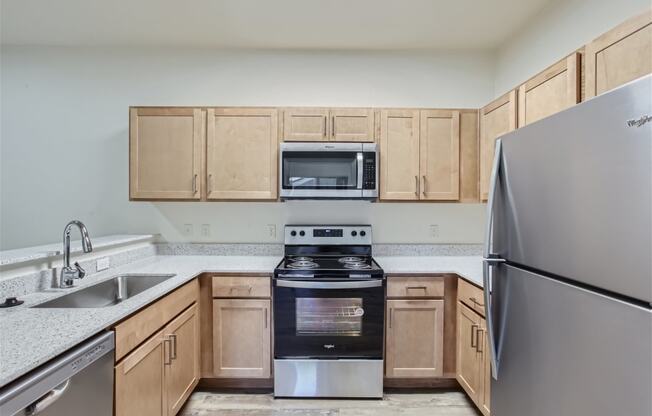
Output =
[
  {"x1": 213, "y1": 299, "x2": 271, "y2": 378},
  {"x1": 129, "y1": 108, "x2": 202, "y2": 200},
  {"x1": 479, "y1": 91, "x2": 517, "y2": 201},
  {"x1": 165, "y1": 304, "x2": 200, "y2": 416},
  {"x1": 460, "y1": 110, "x2": 480, "y2": 203},
  {"x1": 115, "y1": 331, "x2": 165, "y2": 416},
  {"x1": 518, "y1": 53, "x2": 580, "y2": 127},
  {"x1": 207, "y1": 108, "x2": 278, "y2": 200},
  {"x1": 379, "y1": 110, "x2": 420, "y2": 200},
  {"x1": 331, "y1": 108, "x2": 375, "y2": 142},
  {"x1": 419, "y1": 110, "x2": 460, "y2": 200},
  {"x1": 386, "y1": 299, "x2": 444, "y2": 378},
  {"x1": 283, "y1": 108, "x2": 330, "y2": 141},
  {"x1": 456, "y1": 302, "x2": 482, "y2": 403},
  {"x1": 586, "y1": 10, "x2": 652, "y2": 98}
]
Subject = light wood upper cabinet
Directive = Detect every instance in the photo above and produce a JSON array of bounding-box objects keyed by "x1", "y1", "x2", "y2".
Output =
[
  {"x1": 459, "y1": 110, "x2": 480, "y2": 203},
  {"x1": 165, "y1": 304, "x2": 200, "y2": 416},
  {"x1": 282, "y1": 108, "x2": 330, "y2": 141},
  {"x1": 129, "y1": 108, "x2": 202, "y2": 200},
  {"x1": 115, "y1": 330, "x2": 166, "y2": 416},
  {"x1": 420, "y1": 110, "x2": 460, "y2": 200},
  {"x1": 206, "y1": 108, "x2": 278, "y2": 200},
  {"x1": 585, "y1": 9, "x2": 652, "y2": 98},
  {"x1": 480, "y1": 91, "x2": 517, "y2": 201},
  {"x1": 456, "y1": 302, "x2": 483, "y2": 403},
  {"x1": 212, "y1": 299, "x2": 271, "y2": 378},
  {"x1": 518, "y1": 53, "x2": 580, "y2": 127},
  {"x1": 379, "y1": 109, "x2": 421, "y2": 200},
  {"x1": 385, "y1": 299, "x2": 445, "y2": 378},
  {"x1": 331, "y1": 108, "x2": 375, "y2": 142}
]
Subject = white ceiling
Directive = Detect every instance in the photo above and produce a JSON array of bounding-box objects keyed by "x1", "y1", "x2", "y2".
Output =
[{"x1": 1, "y1": 0, "x2": 554, "y2": 50}]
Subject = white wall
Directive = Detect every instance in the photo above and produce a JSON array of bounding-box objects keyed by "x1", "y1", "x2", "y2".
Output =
[
  {"x1": 0, "y1": 47, "x2": 492, "y2": 249},
  {"x1": 494, "y1": 0, "x2": 651, "y2": 96}
]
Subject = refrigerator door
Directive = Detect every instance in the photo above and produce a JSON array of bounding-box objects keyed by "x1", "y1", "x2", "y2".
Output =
[
  {"x1": 491, "y1": 75, "x2": 651, "y2": 303},
  {"x1": 491, "y1": 263, "x2": 652, "y2": 416}
]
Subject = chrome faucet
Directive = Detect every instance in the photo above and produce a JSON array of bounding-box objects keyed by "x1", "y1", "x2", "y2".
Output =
[{"x1": 59, "y1": 220, "x2": 93, "y2": 288}]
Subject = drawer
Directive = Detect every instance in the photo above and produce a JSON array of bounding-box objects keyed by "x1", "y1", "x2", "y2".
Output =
[
  {"x1": 387, "y1": 276, "x2": 445, "y2": 298},
  {"x1": 458, "y1": 278, "x2": 485, "y2": 317},
  {"x1": 114, "y1": 278, "x2": 199, "y2": 361},
  {"x1": 212, "y1": 275, "x2": 271, "y2": 298}
]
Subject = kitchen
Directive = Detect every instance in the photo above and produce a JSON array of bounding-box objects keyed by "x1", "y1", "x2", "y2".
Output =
[{"x1": 0, "y1": 0, "x2": 650, "y2": 415}]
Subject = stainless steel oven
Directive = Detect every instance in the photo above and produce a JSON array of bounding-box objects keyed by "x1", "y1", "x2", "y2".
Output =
[{"x1": 279, "y1": 142, "x2": 378, "y2": 200}]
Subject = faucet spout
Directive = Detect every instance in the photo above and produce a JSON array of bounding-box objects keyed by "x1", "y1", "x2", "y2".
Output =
[{"x1": 60, "y1": 220, "x2": 93, "y2": 288}]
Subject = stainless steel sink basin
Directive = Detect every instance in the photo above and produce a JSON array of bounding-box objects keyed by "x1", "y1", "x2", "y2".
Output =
[{"x1": 32, "y1": 274, "x2": 176, "y2": 308}]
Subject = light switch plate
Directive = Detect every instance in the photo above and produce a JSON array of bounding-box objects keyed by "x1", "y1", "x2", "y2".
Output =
[
  {"x1": 201, "y1": 224, "x2": 211, "y2": 237},
  {"x1": 96, "y1": 257, "x2": 110, "y2": 272},
  {"x1": 429, "y1": 224, "x2": 439, "y2": 238},
  {"x1": 266, "y1": 224, "x2": 277, "y2": 239}
]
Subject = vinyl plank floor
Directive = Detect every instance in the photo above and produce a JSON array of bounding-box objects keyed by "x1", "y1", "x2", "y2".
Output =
[{"x1": 181, "y1": 391, "x2": 481, "y2": 415}]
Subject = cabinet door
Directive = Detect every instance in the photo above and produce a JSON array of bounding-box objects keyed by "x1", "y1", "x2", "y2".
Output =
[
  {"x1": 456, "y1": 302, "x2": 483, "y2": 403},
  {"x1": 385, "y1": 299, "x2": 444, "y2": 378},
  {"x1": 379, "y1": 109, "x2": 420, "y2": 200},
  {"x1": 206, "y1": 108, "x2": 278, "y2": 200},
  {"x1": 331, "y1": 108, "x2": 375, "y2": 142},
  {"x1": 460, "y1": 110, "x2": 480, "y2": 203},
  {"x1": 213, "y1": 299, "x2": 271, "y2": 378},
  {"x1": 419, "y1": 110, "x2": 460, "y2": 200},
  {"x1": 479, "y1": 321, "x2": 491, "y2": 416},
  {"x1": 129, "y1": 108, "x2": 202, "y2": 200},
  {"x1": 479, "y1": 91, "x2": 517, "y2": 201},
  {"x1": 165, "y1": 304, "x2": 200, "y2": 416},
  {"x1": 282, "y1": 108, "x2": 330, "y2": 141},
  {"x1": 115, "y1": 330, "x2": 166, "y2": 416},
  {"x1": 585, "y1": 9, "x2": 652, "y2": 98},
  {"x1": 518, "y1": 53, "x2": 580, "y2": 127}
]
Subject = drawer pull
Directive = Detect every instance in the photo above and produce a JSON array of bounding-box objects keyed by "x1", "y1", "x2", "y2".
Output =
[
  {"x1": 471, "y1": 324, "x2": 478, "y2": 348},
  {"x1": 229, "y1": 285, "x2": 253, "y2": 293},
  {"x1": 406, "y1": 286, "x2": 428, "y2": 292}
]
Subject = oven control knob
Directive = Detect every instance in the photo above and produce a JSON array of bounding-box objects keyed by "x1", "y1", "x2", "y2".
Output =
[
  {"x1": 360, "y1": 230, "x2": 366, "y2": 237},
  {"x1": 299, "y1": 230, "x2": 305, "y2": 236},
  {"x1": 351, "y1": 231, "x2": 357, "y2": 236},
  {"x1": 290, "y1": 231, "x2": 297, "y2": 237}
]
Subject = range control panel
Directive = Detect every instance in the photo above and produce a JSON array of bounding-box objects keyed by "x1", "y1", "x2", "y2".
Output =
[{"x1": 285, "y1": 225, "x2": 372, "y2": 245}]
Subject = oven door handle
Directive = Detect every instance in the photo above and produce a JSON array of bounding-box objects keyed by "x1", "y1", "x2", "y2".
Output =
[{"x1": 276, "y1": 279, "x2": 383, "y2": 289}]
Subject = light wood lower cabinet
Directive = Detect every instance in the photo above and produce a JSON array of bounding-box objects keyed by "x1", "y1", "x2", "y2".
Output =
[
  {"x1": 385, "y1": 299, "x2": 445, "y2": 378},
  {"x1": 212, "y1": 299, "x2": 271, "y2": 378},
  {"x1": 115, "y1": 303, "x2": 199, "y2": 416}
]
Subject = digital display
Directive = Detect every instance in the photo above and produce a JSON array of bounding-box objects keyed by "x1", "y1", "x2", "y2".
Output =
[{"x1": 313, "y1": 228, "x2": 343, "y2": 237}]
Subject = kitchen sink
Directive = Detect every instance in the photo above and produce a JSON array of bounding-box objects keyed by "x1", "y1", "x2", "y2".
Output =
[{"x1": 32, "y1": 273, "x2": 176, "y2": 308}]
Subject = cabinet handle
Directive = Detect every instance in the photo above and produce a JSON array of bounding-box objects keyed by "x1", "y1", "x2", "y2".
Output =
[
  {"x1": 192, "y1": 174, "x2": 198, "y2": 194},
  {"x1": 406, "y1": 286, "x2": 428, "y2": 294},
  {"x1": 471, "y1": 324, "x2": 478, "y2": 348},
  {"x1": 324, "y1": 115, "x2": 329, "y2": 140},
  {"x1": 332, "y1": 117, "x2": 336, "y2": 139},
  {"x1": 229, "y1": 285, "x2": 253, "y2": 293},
  {"x1": 388, "y1": 308, "x2": 393, "y2": 328},
  {"x1": 170, "y1": 334, "x2": 177, "y2": 359},
  {"x1": 163, "y1": 338, "x2": 172, "y2": 365},
  {"x1": 208, "y1": 174, "x2": 213, "y2": 195},
  {"x1": 264, "y1": 308, "x2": 268, "y2": 329},
  {"x1": 415, "y1": 176, "x2": 419, "y2": 196},
  {"x1": 476, "y1": 328, "x2": 484, "y2": 353},
  {"x1": 422, "y1": 176, "x2": 427, "y2": 196}
]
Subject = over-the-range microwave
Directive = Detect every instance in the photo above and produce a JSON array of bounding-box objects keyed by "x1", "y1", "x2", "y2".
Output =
[{"x1": 279, "y1": 142, "x2": 378, "y2": 200}]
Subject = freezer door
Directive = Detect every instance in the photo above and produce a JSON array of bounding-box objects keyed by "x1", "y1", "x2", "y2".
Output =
[
  {"x1": 491, "y1": 264, "x2": 652, "y2": 416},
  {"x1": 492, "y1": 75, "x2": 651, "y2": 303}
]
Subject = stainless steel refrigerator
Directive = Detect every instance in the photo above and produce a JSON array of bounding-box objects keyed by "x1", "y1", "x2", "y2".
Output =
[{"x1": 483, "y1": 74, "x2": 652, "y2": 416}]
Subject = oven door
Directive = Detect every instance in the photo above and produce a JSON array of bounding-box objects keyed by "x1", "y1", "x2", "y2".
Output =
[
  {"x1": 273, "y1": 279, "x2": 385, "y2": 359},
  {"x1": 280, "y1": 143, "x2": 363, "y2": 198}
]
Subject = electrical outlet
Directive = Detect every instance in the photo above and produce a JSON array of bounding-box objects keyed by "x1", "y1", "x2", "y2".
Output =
[
  {"x1": 266, "y1": 224, "x2": 277, "y2": 239},
  {"x1": 96, "y1": 257, "x2": 110, "y2": 272},
  {"x1": 183, "y1": 224, "x2": 194, "y2": 236},
  {"x1": 429, "y1": 224, "x2": 439, "y2": 238},
  {"x1": 201, "y1": 224, "x2": 211, "y2": 237}
]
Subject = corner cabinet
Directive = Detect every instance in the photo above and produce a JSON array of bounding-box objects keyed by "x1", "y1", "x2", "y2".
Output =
[
  {"x1": 585, "y1": 9, "x2": 652, "y2": 98},
  {"x1": 206, "y1": 108, "x2": 278, "y2": 200},
  {"x1": 129, "y1": 107, "x2": 203, "y2": 200}
]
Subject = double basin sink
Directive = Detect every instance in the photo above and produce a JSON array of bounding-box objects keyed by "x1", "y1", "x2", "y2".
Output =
[{"x1": 32, "y1": 274, "x2": 176, "y2": 308}]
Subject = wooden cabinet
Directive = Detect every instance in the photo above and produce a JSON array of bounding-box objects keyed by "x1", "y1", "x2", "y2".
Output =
[
  {"x1": 479, "y1": 327, "x2": 491, "y2": 416},
  {"x1": 386, "y1": 299, "x2": 445, "y2": 378},
  {"x1": 459, "y1": 110, "x2": 480, "y2": 203},
  {"x1": 585, "y1": 9, "x2": 652, "y2": 98},
  {"x1": 165, "y1": 304, "x2": 200, "y2": 416},
  {"x1": 420, "y1": 110, "x2": 461, "y2": 200},
  {"x1": 479, "y1": 91, "x2": 517, "y2": 201},
  {"x1": 211, "y1": 275, "x2": 271, "y2": 298},
  {"x1": 212, "y1": 299, "x2": 271, "y2": 378},
  {"x1": 456, "y1": 302, "x2": 483, "y2": 401},
  {"x1": 206, "y1": 108, "x2": 278, "y2": 200},
  {"x1": 282, "y1": 107, "x2": 375, "y2": 142},
  {"x1": 379, "y1": 109, "x2": 421, "y2": 200},
  {"x1": 129, "y1": 107, "x2": 203, "y2": 200},
  {"x1": 518, "y1": 53, "x2": 580, "y2": 127}
]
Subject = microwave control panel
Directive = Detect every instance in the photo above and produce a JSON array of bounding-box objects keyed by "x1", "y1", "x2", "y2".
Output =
[{"x1": 363, "y1": 153, "x2": 376, "y2": 190}]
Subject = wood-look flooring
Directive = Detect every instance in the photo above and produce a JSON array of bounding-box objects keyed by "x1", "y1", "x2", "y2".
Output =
[{"x1": 181, "y1": 390, "x2": 482, "y2": 415}]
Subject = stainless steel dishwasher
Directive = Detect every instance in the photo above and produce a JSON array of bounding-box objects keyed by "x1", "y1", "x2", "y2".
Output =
[{"x1": 0, "y1": 332, "x2": 114, "y2": 416}]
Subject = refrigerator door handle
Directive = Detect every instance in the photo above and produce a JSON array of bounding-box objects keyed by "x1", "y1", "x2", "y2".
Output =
[
  {"x1": 484, "y1": 258, "x2": 504, "y2": 380},
  {"x1": 483, "y1": 139, "x2": 503, "y2": 258}
]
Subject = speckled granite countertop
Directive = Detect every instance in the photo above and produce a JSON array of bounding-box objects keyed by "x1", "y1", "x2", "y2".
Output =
[{"x1": 0, "y1": 254, "x2": 482, "y2": 387}]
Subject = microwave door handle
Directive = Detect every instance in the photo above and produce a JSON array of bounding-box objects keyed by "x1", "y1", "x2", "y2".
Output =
[{"x1": 357, "y1": 153, "x2": 363, "y2": 190}]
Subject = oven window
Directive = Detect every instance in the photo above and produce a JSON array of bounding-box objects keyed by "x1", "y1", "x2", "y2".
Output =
[
  {"x1": 296, "y1": 298, "x2": 363, "y2": 336},
  {"x1": 282, "y1": 152, "x2": 357, "y2": 189}
]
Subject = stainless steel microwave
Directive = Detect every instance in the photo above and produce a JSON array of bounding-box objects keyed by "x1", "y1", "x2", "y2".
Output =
[{"x1": 279, "y1": 142, "x2": 378, "y2": 200}]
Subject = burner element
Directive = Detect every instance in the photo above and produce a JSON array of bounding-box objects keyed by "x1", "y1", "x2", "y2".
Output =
[
  {"x1": 287, "y1": 260, "x2": 319, "y2": 269},
  {"x1": 291, "y1": 256, "x2": 314, "y2": 262},
  {"x1": 343, "y1": 262, "x2": 372, "y2": 270},
  {"x1": 338, "y1": 256, "x2": 365, "y2": 264}
]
